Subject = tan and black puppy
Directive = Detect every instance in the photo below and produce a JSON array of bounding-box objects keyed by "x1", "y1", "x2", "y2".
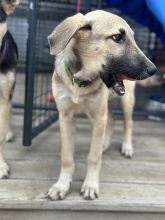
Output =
[
  {"x1": 47, "y1": 10, "x2": 157, "y2": 200},
  {"x1": 0, "y1": 0, "x2": 19, "y2": 178}
]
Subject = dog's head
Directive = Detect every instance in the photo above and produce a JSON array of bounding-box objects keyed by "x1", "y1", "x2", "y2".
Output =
[
  {"x1": 0, "y1": 0, "x2": 19, "y2": 44},
  {"x1": 48, "y1": 10, "x2": 158, "y2": 95}
]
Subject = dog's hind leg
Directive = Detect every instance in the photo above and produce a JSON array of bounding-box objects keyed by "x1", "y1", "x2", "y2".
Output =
[
  {"x1": 103, "y1": 108, "x2": 115, "y2": 152},
  {"x1": 120, "y1": 82, "x2": 135, "y2": 158},
  {"x1": 47, "y1": 111, "x2": 76, "y2": 200},
  {"x1": 5, "y1": 79, "x2": 15, "y2": 143},
  {"x1": 5, "y1": 104, "x2": 14, "y2": 142},
  {"x1": 0, "y1": 99, "x2": 11, "y2": 178}
]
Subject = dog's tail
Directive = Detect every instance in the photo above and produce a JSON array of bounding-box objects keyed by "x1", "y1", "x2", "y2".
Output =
[{"x1": 137, "y1": 73, "x2": 165, "y2": 87}]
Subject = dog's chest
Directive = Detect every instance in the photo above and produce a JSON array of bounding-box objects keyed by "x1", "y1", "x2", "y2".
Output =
[
  {"x1": 55, "y1": 84, "x2": 85, "y2": 104},
  {"x1": 66, "y1": 89, "x2": 85, "y2": 104},
  {"x1": 71, "y1": 94, "x2": 81, "y2": 104}
]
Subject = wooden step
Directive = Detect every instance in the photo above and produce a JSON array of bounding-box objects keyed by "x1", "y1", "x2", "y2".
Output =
[{"x1": 1, "y1": 179, "x2": 165, "y2": 213}]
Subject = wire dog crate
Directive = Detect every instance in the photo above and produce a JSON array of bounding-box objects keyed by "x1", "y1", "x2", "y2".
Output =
[{"x1": 8, "y1": 0, "x2": 164, "y2": 146}]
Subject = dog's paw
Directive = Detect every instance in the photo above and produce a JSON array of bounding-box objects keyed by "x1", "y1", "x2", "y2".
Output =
[
  {"x1": 0, "y1": 161, "x2": 10, "y2": 179},
  {"x1": 121, "y1": 141, "x2": 133, "y2": 158},
  {"x1": 47, "y1": 181, "x2": 70, "y2": 200},
  {"x1": 80, "y1": 180, "x2": 99, "y2": 200},
  {"x1": 5, "y1": 130, "x2": 14, "y2": 142}
]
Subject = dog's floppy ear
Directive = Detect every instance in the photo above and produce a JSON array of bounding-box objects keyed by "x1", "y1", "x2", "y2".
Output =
[
  {"x1": 48, "y1": 13, "x2": 91, "y2": 55},
  {"x1": 0, "y1": 0, "x2": 19, "y2": 15}
]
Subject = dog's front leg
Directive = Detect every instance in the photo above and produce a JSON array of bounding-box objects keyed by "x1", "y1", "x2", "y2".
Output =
[
  {"x1": 47, "y1": 112, "x2": 75, "y2": 200},
  {"x1": 0, "y1": 101, "x2": 11, "y2": 178},
  {"x1": 81, "y1": 112, "x2": 107, "y2": 200}
]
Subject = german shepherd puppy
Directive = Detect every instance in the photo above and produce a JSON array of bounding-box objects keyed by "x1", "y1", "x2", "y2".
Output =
[
  {"x1": 47, "y1": 10, "x2": 157, "y2": 200},
  {"x1": 0, "y1": 0, "x2": 19, "y2": 178}
]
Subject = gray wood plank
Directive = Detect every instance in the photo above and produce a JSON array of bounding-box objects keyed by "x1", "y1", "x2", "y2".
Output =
[
  {"x1": 5, "y1": 116, "x2": 165, "y2": 163},
  {"x1": 6, "y1": 160, "x2": 165, "y2": 185},
  {"x1": 1, "y1": 180, "x2": 165, "y2": 212},
  {"x1": 1, "y1": 210, "x2": 165, "y2": 220}
]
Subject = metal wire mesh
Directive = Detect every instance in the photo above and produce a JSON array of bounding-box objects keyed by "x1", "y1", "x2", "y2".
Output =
[{"x1": 32, "y1": 1, "x2": 57, "y2": 135}]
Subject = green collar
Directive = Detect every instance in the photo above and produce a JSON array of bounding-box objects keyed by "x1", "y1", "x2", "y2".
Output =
[
  {"x1": 64, "y1": 63, "x2": 93, "y2": 87},
  {"x1": 64, "y1": 63, "x2": 81, "y2": 86}
]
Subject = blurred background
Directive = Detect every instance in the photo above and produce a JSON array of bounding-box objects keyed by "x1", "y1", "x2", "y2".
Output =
[{"x1": 9, "y1": 0, "x2": 165, "y2": 146}]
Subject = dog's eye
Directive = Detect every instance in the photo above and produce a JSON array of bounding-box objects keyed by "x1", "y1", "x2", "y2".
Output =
[{"x1": 111, "y1": 34, "x2": 123, "y2": 43}]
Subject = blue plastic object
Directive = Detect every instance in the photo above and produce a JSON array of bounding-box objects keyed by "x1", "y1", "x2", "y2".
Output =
[{"x1": 146, "y1": 0, "x2": 165, "y2": 31}]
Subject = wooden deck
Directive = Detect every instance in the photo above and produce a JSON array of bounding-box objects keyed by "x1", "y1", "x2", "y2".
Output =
[{"x1": 1, "y1": 74, "x2": 165, "y2": 219}]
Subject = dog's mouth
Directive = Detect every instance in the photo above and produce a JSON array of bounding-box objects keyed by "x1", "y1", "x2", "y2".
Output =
[
  {"x1": 112, "y1": 74, "x2": 135, "y2": 96},
  {"x1": 100, "y1": 72, "x2": 136, "y2": 96},
  {"x1": 100, "y1": 64, "x2": 138, "y2": 96}
]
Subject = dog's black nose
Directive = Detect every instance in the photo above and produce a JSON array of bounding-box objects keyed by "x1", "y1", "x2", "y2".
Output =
[{"x1": 147, "y1": 64, "x2": 157, "y2": 76}]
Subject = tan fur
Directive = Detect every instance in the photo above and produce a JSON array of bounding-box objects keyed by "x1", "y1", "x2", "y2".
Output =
[
  {"x1": 0, "y1": 0, "x2": 18, "y2": 178},
  {"x1": 0, "y1": 22, "x2": 7, "y2": 46},
  {"x1": 0, "y1": 71, "x2": 15, "y2": 178},
  {"x1": 47, "y1": 10, "x2": 156, "y2": 200}
]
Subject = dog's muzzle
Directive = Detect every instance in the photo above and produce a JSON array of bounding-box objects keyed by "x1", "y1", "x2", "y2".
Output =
[{"x1": 100, "y1": 62, "x2": 158, "y2": 96}]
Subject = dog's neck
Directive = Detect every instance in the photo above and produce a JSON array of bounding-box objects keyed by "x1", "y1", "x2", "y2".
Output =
[{"x1": 64, "y1": 63, "x2": 96, "y2": 87}]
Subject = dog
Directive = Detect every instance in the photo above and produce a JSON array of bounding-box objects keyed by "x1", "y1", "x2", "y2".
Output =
[
  {"x1": 47, "y1": 10, "x2": 157, "y2": 200},
  {"x1": 0, "y1": 0, "x2": 19, "y2": 179}
]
